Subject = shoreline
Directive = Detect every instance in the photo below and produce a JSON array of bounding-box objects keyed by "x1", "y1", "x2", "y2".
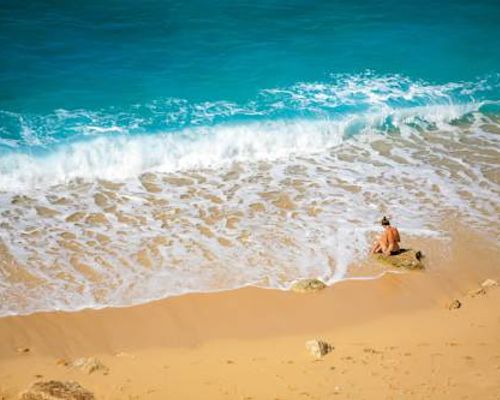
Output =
[
  {"x1": 1, "y1": 273, "x2": 499, "y2": 399},
  {"x1": 0, "y1": 269, "x2": 401, "y2": 320},
  {"x1": 1, "y1": 273, "x2": 441, "y2": 357},
  {"x1": 1, "y1": 229, "x2": 499, "y2": 399},
  {"x1": 0, "y1": 219, "x2": 494, "y2": 320}
]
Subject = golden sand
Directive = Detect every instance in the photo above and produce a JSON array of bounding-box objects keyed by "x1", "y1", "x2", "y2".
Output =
[{"x1": 0, "y1": 230, "x2": 499, "y2": 400}]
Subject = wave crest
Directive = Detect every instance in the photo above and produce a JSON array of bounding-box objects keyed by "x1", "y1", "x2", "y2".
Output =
[{"x1": 0, "y1": 73, "x2": 499, "y2": 190}]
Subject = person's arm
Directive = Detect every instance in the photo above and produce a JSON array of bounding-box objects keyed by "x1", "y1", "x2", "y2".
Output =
[{"x1": 385, "y1": 240, "x2": 395, "y2": 256}]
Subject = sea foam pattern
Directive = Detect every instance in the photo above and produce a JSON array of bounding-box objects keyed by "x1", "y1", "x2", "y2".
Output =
[
  {"x1": 0, "y1": 73, "x2": 498, "y2": 189},
  {"x1": 0, "y1": 74, "x2": 499, "y2": 316}
]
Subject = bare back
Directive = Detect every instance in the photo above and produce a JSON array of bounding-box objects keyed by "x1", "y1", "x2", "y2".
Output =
[
  {"x1": 384, "y1": 226, "x2": 400, "y2": 253},
  {"x1": 370, "y1": 219, "x2": 401, "y2": 255},
  {"x1": 387, "y1": 226, "x2": 400, "y2": 243}
]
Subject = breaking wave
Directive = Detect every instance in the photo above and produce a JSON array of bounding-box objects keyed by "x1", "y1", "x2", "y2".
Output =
[
  {"x1": 1, "y1": 73, "x2": 500, "y2": 316},
  {"x1": 1, "y1": 73, "x2": 499, "y2": 191}
]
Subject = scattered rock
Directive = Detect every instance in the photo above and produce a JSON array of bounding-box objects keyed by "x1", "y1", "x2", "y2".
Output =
[
  {"x1": 71, "y1": 357, "x2": 109, "y2": 375},
  {"x1": 363, "y1": 348, "x2": 381, "y2": 354},
  {"x1": 481, "y1": 279, "x2": 498, "y2": 288},
  {"x1": 19, "y1": 380, "x2": 95, "y2": 400},
  {"x1": 305, "y1": 340, "x2": 334, "y2": 359},
  {"x1": 448, "y1": 299, "x2": 462, "y2": 310},
  {"x1": 17, "y1": 347, "x2": 30, "y2": 353},
  {"x1": 374, "y1": 249, "x2": 424, "y2": 269},
  {"x1": 467, "y1": 287, "x2": 486, "y2": 297},
  {"x1": 291, "y1": 279, "x2": 327, "y2": 293}
]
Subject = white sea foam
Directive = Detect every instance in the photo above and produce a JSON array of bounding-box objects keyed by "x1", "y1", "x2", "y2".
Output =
[
  {"x1": 0, "y1": 74, "x2": 499, "y2": 316},
  {"x1": 0, "y1": 112, "x2": 499, "y2": 316},
  {"x1": 0, "y1": 102, "x2": 487, "y2": 192}
]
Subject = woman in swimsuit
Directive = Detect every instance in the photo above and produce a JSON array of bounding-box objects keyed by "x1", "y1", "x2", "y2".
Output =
[{"x1": 370, "y1": 216, "x2": 400, "y2": 256}]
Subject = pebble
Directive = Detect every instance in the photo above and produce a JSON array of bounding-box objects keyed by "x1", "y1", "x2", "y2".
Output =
[
  {"x1": 305, "y1": 340, "x2": 334, "y2": 359},
  {"x1": 448, "y1": 299, "x2": 462, "y2": 310},
  {"x1": 481, "y1": 278, "x2": 498, "y2": 288},
  {"x1": 16, "y1": 347, "x2": 30, "y2": 353}
]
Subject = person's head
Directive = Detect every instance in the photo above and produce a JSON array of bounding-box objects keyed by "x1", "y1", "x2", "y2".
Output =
[{"x1": 381, "y1": 216, "x2": 390, "y2": 228}]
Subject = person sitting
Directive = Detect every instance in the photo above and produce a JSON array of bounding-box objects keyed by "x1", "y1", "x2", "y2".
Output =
[{"x1": 370, "y1": 216, "x2": 400, "y2": 256}]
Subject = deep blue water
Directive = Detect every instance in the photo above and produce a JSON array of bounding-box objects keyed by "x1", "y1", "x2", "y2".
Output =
[
  {"x1": 0, "y1": 0, "x2": 499, "y2": 172},
  {"x1": 2, "y1": 0, "x2": 500, "y2": 111}
]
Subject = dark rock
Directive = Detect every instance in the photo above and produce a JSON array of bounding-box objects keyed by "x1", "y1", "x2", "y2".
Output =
[
  {"x1": 467, "y1": 287, "x2": 486, "y2": 297},
  {"x1": 305, "y1": 340, "x2": 334, "y2": 358},
  {"x1": 448, "y1": 299, "x2": 462, "y2": 310},
  {"x1": 374, "y1": 249, "x2": 424, "y2": 270},
  {"x1": 71, "y1": 357, "x2": 108, "y2": 375},
  {"x1": 291, "y1": 279, "x2": 327, "y2": 293},
  {"x1": 19, "y1": 380, "x2": 95, "y2": 400},
  {"x1": 16, "y1": 347, "x2": 30, "y2": 353}
]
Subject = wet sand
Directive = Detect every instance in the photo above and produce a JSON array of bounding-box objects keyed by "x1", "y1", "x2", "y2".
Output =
[
  {"x1": 2, "y1": 119, "x2": 499, "y2": 317},
  {"x1": 0, "y1": 231, "x2": 499, "y2": 399}
]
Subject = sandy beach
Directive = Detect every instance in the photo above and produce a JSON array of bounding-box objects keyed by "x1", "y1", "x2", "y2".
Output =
[
  {"x1": 2, "y1": 1, "x2": 500, "y2": 399},
  {"x1": 0, "y1": 229, "x2": 499, "y2": 400}
]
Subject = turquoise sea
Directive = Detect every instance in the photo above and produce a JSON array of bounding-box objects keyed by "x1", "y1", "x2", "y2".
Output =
[
  {"x1": 2, "y1": 0, "x2": 500, "y2": 148},
  {"x1": 0, "y1": 0, "x2": 499, "y2": 315}
]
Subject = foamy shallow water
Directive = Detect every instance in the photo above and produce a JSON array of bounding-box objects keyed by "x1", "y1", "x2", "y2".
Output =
[
  {"x1": 0, "y1": 110, "x2": 499, "y2": 316},
  {"x1": 3, "y1": 0, "x2": 500, "y2": 317}
]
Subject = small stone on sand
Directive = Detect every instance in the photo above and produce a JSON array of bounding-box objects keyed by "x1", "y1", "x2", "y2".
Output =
[
  {"x1": 291, "y1": 279, "x2": 327, "y2": 293},
  {"x1": 71, "y1": 357, "x2": 109, "y2": 375},
  {"x1": 481, "y1": 279, "x2": 498, "y2": 288},
  {"x1": 305, "y1": 340, "x2": 334, "y2": 359},
  {"x1": 363, "y1": 348, "x2": 381, "y2": 354},
  {"x1": 448, "y1": 299, "x2": 462, "y2": 310},
  {"x1": 19, "y1": 380, "x2": 95, "y2": 400},
  {"x1": 16, "y1": 347, "x2": 30, "y2": 353},
  {"x1": 467, "y1": 287, "x2": 486, "y2": 297}
]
